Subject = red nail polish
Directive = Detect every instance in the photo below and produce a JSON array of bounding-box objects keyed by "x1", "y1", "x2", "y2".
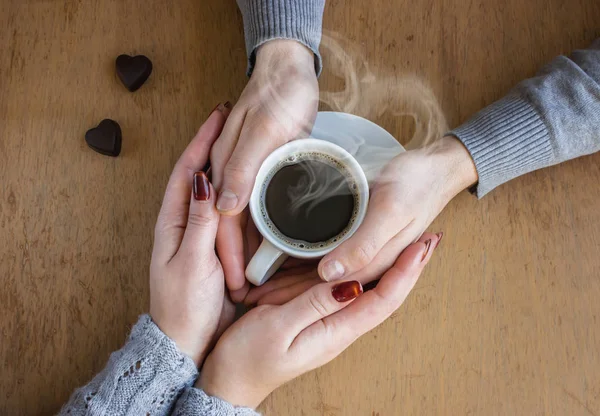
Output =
[
  {"x1": 331, "y1": 281, "x2": 363, "y2": 302},
  {"x1": 193, "y1": 172, "x2": 210, "y2": 201},
  {"x1": 435, "y1": 232, "x2": 444, "y2": 248},
  {"x1": 210, "y1": 101, "x2": 231, "y2": 115},
  {"x1": 421, "y1": 239, "x2": 432, "y2": 262}
]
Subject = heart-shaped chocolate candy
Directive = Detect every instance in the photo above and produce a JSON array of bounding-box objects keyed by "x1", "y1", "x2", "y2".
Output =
[
  {"x1": 116, "y1": 54, "x2": 153, "y2": 92},
  {"x1": 85, "y1": 119, "x2": 122, "y2": 157}
]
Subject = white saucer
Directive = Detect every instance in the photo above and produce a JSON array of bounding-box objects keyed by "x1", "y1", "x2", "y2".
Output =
[{"x1": 310, "y1": 111, "x2": 404, "y2": 184}]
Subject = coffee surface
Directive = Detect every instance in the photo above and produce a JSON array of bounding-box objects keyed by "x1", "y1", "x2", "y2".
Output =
[{"x1": 265, "y1": 159, "x2": 355, "y2": 243}]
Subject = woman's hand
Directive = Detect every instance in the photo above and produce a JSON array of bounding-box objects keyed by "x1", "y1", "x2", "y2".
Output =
[
  {"x1": 198, "y1": 233, "x2": 441, "y2": 408},
  {"x1": 149, "y1": 104, "x2": 235, "y2": 366},
  {"x1": 243, "y1": 136, "x2": 476, "y2": 306},
  {"x1": 210, "y1": 39, "x2": 319, "y2": 301}
]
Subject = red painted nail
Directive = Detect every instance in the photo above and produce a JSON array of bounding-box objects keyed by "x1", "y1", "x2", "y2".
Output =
[
  {"x1": 331, "y1": 281, "x2": 363, "y2": 302},
  {"x1": 193, "y1": 171, "x2": 210, "y2": 201},
  {"x1": 435, "y1": 232, "x2": 444, "y2": 248},
  {"x1": 210, "y1": 101, "x2": 231, "y2": 114},
  {"x1": 421, "y1": 239, "x2": 432, "y2": 262}
]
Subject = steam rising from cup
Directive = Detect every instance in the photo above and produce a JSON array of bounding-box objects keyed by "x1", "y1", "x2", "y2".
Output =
[
  {"x1": 254, "y1": 31, "x2": 449, "y2": 220},
  {"x1": 284, "y1": 154, "x2": 357, "y2": 218},
  {"x1": 319, "y1": 30, "x2": 448, "y2": 150}
]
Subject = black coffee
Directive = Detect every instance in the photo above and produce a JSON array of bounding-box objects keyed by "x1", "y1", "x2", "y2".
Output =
[{"x1": 264, "y1": 156, "x2": 356, "y2": 244}]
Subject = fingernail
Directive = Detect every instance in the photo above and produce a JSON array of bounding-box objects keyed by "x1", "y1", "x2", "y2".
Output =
[
  {"x1": 435, "y1": 232, "x2": 444, "y2": 248},
  {"x1": 332, "y1": 281, "x2": 363, "y2": 302},
  {"x1": 421, "y1": 239, "x2": 432, "y2": 262},
  {"x1": 216, "y1": 189, "x2": 238, "y2": 211},
  {"x1": 193, "y1": 172, "x2": 210, "y2": 201},
  {"x1": 211, "y1": 101, "x2": 231, "y2": 114},
  {"x1": 321, "y1": 260, "x2": 345, "y2": 281}
]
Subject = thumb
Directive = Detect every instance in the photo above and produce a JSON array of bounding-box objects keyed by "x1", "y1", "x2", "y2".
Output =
[
  {"x1": 279, "y1": 280, "x2": 363, "y2": 338},
  {"x1": 290, "y1": 233, "x2": 439, "y2": 360},
  {"x1": 178, "y1": 171, "x2": 219, "y2": 258},
  {"x1": 318, "y1": 190, "x2": 406, "y2": 282},
  {"x1": 216, "y1": 117, "x2": 288, "y2": 216}
]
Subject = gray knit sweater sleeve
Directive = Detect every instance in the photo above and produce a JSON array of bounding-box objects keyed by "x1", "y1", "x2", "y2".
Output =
[
  {"x1": 172, "y1": 388, "x2": 259, "y2": 415},
  {"x1": 59, "y1": 315, "x2": 258, "y2": 416},
  {"x1": 59, "y1": 315, "x2": 197, "y2": 415},
  {"x1": 236, "y1": 0, "x2": 325, "y2": 75},
  {"x1": 450, "y1": 39, "x2": 600, "y2": 197}
]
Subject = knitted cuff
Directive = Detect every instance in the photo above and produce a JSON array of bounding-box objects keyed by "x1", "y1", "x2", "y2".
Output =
[
  {"x1": 449, "y1": 93, "x2": 552, "y2": 198},
  {"x1": 59, "y1": 315, "x2": 199, "y2": 416},
  {"x1": 237, "y1": 0, "x2": 325, "y2": 76},
  {"x1": 126, "y1": 315, "x2": 199, "y2": 376},
  {"x1": 172, "y1": 387, "x2": 261, "y2": 416}
]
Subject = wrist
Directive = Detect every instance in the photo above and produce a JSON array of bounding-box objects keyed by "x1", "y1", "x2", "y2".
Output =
[
  {"x1": 255, "y1": 39, "x2": 315, "y2": 75},
  {"x1": 197, "y1": 361, "x2": 265, "y2": 409},
  {"x1": 428, "y1": 135, "x2": 479, "y2": 196},
  {"x1": 149, "y1": 312, "x2": 211, "y2": 367}
]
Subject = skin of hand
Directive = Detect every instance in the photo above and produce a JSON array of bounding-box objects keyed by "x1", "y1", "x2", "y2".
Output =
[
  {"x1": 210, "y1": 39, "x2": 319, "y2": 302},
  {"x1": 149, "y1": 104, "x2": 236, "y2": 366},
  {"x1": 243, "y1": 136, "x2": 477, "y2": 306},
  {"x1": 198, "y1": 233, "x2": 441, "y2": 409}
]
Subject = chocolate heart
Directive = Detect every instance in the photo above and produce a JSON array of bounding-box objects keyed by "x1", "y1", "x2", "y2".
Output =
[
  {"x1": 115, "y1": 54, "x2": 153, "y2": 92},
  {"x1": 85, "y1": 119, "x2": 122, "y2": 157}
]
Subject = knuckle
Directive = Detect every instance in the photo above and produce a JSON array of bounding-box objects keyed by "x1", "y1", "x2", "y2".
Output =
[
  {"x1": 351, "y1": 242, "x2": 378, "y2": 268},
  {"x1": 372, "y1": 191, "x2": 398, "y2": 215},
  {"x1": 307, "y1": 292, "x2": 331, "y2": 318},
  {"x1": 248, "y1": 110, "x2": 287, "y2": 144},
  {"x1": 209, "y1": 143, "x2": 223, "y2": 164},
  {"x1": 320, "y1": 318, "x2": 336, "y2": 339},
  {"x1": 187, "y1": 211, "x2": 215, "y2": 228},
  {"x1": 223, "y1": 159, "x2": 253, "y2": 187},
  {"x1": 263, "y1": 120, "x2": 287, "y2": 144},
  {"x1": 210, "y1": 145, "x2": 227, "y2": 171},
  {"x1": 380, "y1": 293, "x2": 400, "y2": 318},
  {"x1": 154, "y1": 210, "x2": 187, "y2": 235},
  {"x1": 380, "y1": 198, "x2": 399, "y2": 215},
  {"x1": 201, "y1": 256, "x2": 221, "y2": 275}
]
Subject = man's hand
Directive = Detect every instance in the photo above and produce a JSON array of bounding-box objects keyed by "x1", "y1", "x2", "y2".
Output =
[
  {"x1": 211, "y1": 39, "x2": 319, "y2": 301},
  {"x1": 244, "y1": 136, "x2": 477, "y2": 305}
]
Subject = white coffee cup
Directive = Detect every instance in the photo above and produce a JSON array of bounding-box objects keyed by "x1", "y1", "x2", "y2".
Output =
[{"x1": 245, "y1": 138, "x2": 369, "y2": 286}]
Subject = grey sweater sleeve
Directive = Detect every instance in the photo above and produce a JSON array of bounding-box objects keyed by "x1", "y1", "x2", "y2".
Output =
[
  {"x1": 450, "y1": 39, "x2": 600, "y2": 197},
  {"x1": 59, "y1": 315, "x2": 198, "y2": 415},
  {"x1": 59, "y1": 315, "x2": 257, "y2": 416},
  {"x1": 236, "y1": 0, "x2": 325, "y2": 75},
  {"x1": 172, "y1": 388, "x2": 259, "y2": 416}
]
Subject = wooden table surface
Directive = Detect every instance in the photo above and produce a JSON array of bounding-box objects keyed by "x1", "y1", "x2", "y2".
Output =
[{"x1": 1, "y1": 1, "x2": 599, "y2": 415}]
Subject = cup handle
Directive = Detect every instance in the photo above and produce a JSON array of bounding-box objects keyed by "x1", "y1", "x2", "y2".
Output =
[{"x1": 245, "y1": 240, "x2": 289, "y2": 286}]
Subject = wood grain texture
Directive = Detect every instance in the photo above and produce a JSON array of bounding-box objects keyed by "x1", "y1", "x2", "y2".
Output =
[{"x1": 1, "y1": 0, "x2": 599, "y2": 415}]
